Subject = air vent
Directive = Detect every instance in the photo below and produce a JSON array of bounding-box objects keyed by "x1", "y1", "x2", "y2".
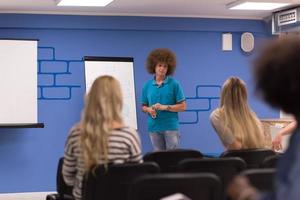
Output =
[{"x1": 278, "y1": 9, "x2": 297, "y2": 26}]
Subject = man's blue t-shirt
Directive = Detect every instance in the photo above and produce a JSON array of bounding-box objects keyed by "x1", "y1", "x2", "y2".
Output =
[{"x1": 142, "y1": 76, "x2": 185, "y2": 132}]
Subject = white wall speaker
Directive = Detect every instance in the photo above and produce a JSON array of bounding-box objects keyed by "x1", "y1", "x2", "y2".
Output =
[
  {"x1": 222, "y1": 33, "x2": 232, "y2": 51},
  {"x1": 241, "y1": 32, "x2": 254, "y2": 53}
]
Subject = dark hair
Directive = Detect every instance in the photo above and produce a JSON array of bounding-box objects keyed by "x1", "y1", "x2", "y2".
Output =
[
  {"x1": 146, "y1": 48, "x2": 176, "y2": 75},
  {"x1": 254, "y1": 37, "x2": 300, "y2": 117}
]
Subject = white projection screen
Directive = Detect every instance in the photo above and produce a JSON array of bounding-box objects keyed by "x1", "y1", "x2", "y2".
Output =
[
  {"x1": 0, "y1": 39, "x2": 38, "y2": 125},
  {"x1": 84, "y1": 57, "x2": 138, "y2": 130}
]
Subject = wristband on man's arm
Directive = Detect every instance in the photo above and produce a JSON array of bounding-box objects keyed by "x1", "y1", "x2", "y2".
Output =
[{"x1": 166, "y1": 105, "x2": 171, "y2": 111}]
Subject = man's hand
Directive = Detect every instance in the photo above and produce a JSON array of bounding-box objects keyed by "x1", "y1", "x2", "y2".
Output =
[
  {"x1": 153, "y1": 103, "x2": 168, "y2": 111},
  {"x1": 148, "y1": 106, "x2": 157, "y2": 118}
]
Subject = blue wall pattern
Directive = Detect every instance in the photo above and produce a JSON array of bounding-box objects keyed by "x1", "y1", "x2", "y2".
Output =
[
  {"x1": 0, "y1": 14, "x2": 278, "y2": 193},
  {"x1": 38, "y1": 47, "x2": 81, "y2": 100},
  {"x1": 181, "y1": 85, "x2": 221, "y2": 124}
]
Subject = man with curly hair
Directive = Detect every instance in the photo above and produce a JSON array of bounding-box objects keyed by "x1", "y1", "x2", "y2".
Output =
[{"x1": 142, "y1": 48, "x2": 186, "y2": 151}]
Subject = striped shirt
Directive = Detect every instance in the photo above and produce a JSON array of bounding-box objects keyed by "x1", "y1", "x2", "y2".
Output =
[{"x1": 62, "y1": 124, "x2": 143, "y2": 200}]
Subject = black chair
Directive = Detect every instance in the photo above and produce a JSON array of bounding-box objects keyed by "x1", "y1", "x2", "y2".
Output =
[
  {"x1": 129, "y1": 173, "x2": 222, "y2": 200},
  {"x1": 177, "y1": 157, "x2": 246, "y2": 200},
  {"x1": 177, "y1": 157, "x2": 246, "y2": 185},
  {"x1": 143, "y1": 149, "x2": 203, "y2": 172},
  {"x1": 241, "y1": 168, "x2": 276, "y2": 192},
  {"x1": 46, "y1": 157, "x2": 73, "y2": 200},
  {"x1": 82, "y1": 162, "x2": 160, "y2": 200},
  {"x1": 220, "y1": 148, "x2": 277, "y2": 168},
  {"x1": 260, "y1": 154, "x2": 281, "y2": 168}
]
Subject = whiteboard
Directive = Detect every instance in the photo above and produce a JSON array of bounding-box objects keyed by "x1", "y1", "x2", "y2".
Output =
[
  {"x1": 0, "y1": 39, "x2": 38, "y2": 125},
  {"x1": 84, "y1": 57, "x2": 137, "y2": 130}
]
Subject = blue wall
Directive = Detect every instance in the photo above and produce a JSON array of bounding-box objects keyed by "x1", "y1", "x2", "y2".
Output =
[{"x1": 0, "y1": 14, "x2": 277, "y2": 193}]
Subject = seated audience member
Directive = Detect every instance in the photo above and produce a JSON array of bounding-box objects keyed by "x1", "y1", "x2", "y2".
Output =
[
  {"x1": 210, "y1": 77, "x2": 268, "y2": 150},
  {"x1": 272, "y1": 120, "x2": 297, "y2": 151},
  {"x1": 227, "y1": 37, "x2": 300, "y2": 200},
  {"x1": 62, "y1": 75, "x2": 142, "y2": 200}
]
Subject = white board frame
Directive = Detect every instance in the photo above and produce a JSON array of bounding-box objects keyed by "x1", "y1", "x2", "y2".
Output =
[
  {"x1": 84, "y1": 57, "x2": 138, "y2": 130},
  {"x1": 0, "y1": 39, "x2": 38, "y2": 126}
]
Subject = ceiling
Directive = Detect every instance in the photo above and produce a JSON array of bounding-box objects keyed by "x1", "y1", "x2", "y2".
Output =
[{"x1": 0, "y1": 0, "x2": 299, "y2": 19}]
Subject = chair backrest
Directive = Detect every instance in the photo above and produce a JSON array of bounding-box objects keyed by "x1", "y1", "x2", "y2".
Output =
[
  {"x1": 129, "y1": 173, "x2": 222, "y2": 200},
  {"x1": 143, "y1": 149, "x2": 203, "y2": 172},
  {"x1": 260, "y1": 154, "x2": 281, "y2": 168},
  {"x1": 177, "y1": 157, "x2": 246, "y2": 189},
  {"x1": 46, "y1": 157, "x2": 73, "y2": 200},
  {"x1": 241, "y1": 168, "x2": 276, "y2": 192},
  {"x1": 82, "y1": 162, "x2": 160, "y2": 200},
  {"x1": 220, "y1": 148, "x2": 276, "y2": 168},
  {"x1": 57, "y1": 157, "x2": 73, "y2": 198}
]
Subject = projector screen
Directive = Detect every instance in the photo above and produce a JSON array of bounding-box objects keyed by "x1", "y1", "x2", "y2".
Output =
[
  {"x1": 84, "y1": 57, "x2": 137, "y2": 129},
  {"x1": 0, "y1": 39, "x2": 38, "y2": 125}
]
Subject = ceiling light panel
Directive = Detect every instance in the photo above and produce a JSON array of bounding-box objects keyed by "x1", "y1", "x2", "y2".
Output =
[
  {"x1": 57, "y1": 0, "x2": 114, "y2": 7},
  {"x1": 228, "y1": 1, "x2": 290, "y2": 10}
]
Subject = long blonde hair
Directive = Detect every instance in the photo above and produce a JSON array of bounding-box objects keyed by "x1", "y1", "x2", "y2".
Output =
[
  {"x1": 81, "y1": 75, "x2": 123, "y2": 171},
  {"x1": 220, "y1": 77, "x2": 265, "y2": 148}
]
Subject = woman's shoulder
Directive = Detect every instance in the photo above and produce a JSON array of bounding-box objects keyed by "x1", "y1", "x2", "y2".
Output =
[
  {"x1": 68, "y1": 123, "x2": 82, "y2": 136},
  {"x1": 114, "y1": 126, "x2": 139, "y2": 135},
  {"x1": 65, "y1": 123, "x2": 82, "y2": 146},
  {"x1": 210, "y1": 108, "x2": 222, "y2": 120},
  {"x1": 120, "y1": 126, "x2": 137, "y2": 132},
  {"x1": 112, "y1": 127, "x2": 141, "y2": 143}
]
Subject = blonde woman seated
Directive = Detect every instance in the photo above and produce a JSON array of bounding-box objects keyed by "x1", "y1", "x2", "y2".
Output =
[
  {"x1": 62, "y1": 75, "x2": 142, "y2": 200},
  {"x1": 210, "y1": 77, "x2": 267, "y2": 150}
]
